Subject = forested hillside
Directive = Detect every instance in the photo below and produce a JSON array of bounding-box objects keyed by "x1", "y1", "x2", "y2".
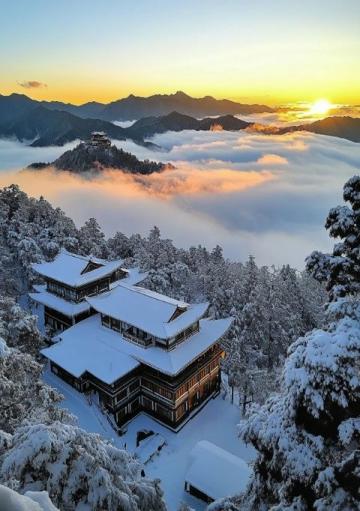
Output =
[
  {"x1": 0, "y1": 184, "x2": 326, "y2": 406},
  {"x1": 210, "y1": 175, "x2": 360, "y2": 511},
  {"x1": 0, "y1": 183, "x2": 336, "y2": 510}
]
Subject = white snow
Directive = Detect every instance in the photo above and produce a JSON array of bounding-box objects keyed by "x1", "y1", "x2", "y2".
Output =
[
  {"x1": 41, "y1": 317, "x2": 141, "y2": 383},
  {"x1": 32, "y1": 249, "x2": 124, "y2": 287},
  {"x1": 0, "y1": 485, "x2": 59, "y2": 511},
  {"x1": 43, "y1": 368, "x2": 255, "y2": 511},
  {"x1": 0, "y1": 337, "x2": 10, "y2": 357},
  {"x1": 87, "y1": 283, "x2": 210, "y2": 339},
  {"x1": 29, "y1": 287, "x2": 91, "y2": 317},
  {"x1": 41, "y1": 313, "x2": 232, "y2": 377},
  {"x1": 185, "y1": 440, "x2": 252, "y2": 501}
]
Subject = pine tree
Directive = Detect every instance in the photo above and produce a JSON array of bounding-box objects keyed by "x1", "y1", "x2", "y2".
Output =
[
  {"x1": 0, "y1": 338, "x2": 71, "y2": 433},
  {"x1": 78, "y1": 217, "x2": 108, "y2": 258},
  {"x1": 227, "y1": 175, "x2": 360, "y2": 510},
  {"x1": 306, "y1": 175, "x2": 360, "y2": 300},
  {"x1": 0, "y1": 422, "x2": 166, "y2": 511}
]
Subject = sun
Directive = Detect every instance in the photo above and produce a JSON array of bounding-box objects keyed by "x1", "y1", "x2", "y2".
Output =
[{"x1": 309, "y1": 99, "x2": 332, "y2": 116}]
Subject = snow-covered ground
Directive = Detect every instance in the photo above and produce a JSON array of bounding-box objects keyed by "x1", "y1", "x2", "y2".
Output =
[{"x1": 44, "y1": 369, "x2": 255, "y2": 510}]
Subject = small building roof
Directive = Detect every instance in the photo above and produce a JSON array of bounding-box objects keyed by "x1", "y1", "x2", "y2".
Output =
[
  {"x1": 87, "y1": 283, "x2": 209, "y2": 339},
  {"x1": 41, "y1": 313, "x2": 232, "y2": 378},
  {"x1": 32, "y1": 250, "x2": 124, "y2": 288},
  {"x1": 185, "y1": 441, "x2": 252, "y2": 501}
]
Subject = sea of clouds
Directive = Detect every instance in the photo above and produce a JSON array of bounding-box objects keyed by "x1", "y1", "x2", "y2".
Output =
[{"x1": 0, "y1": 129, "x2": 359, "y2": 268}]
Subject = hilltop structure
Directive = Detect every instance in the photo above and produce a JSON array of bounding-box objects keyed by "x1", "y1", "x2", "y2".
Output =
[
  {"x1": 88, "y1": 131, "x2": 111, "y2": 148},
  {"x1": 31, "y1": 250, "x2": 232, "y2": 430}
]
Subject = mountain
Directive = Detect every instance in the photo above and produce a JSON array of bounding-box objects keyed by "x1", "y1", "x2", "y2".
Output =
[
  {"x1": 0, "y1": 105, "x2": 128, "y2": 147},
  {"x1": 127, "y1": 111, "x2": 251, "y2": 138},
  {"x1": 28, "y1": 140, "x2": 171, "y2": 174},
  {"x1": 0, "y1": 91, "x2": 274, "y2": 123},
  {"x1": 2, "y1": 93, "x2": 360, "y2": 147},
  {"x1": 40, "y1": 99, "x2": 105, "y2": 119},
  {"x1": 0, "y1": 93, "x2": 38, "y2": 123},
  {"x1": 284, "y1": 116, "x2": 360, "y2": 143},
  {"x1": 100, "y1": 91, "x2": 274, "y2": 121}
]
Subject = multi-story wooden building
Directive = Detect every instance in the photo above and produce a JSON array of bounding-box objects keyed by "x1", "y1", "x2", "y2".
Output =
[
  {"x1": 88, "y1": 131, "x2": 111, "y2": 148},
  {"x1": 30, "y1": 249, "x2": 144, "y2": 331},
  {"x1": 36, "y1": 254, "x2": 232, "y2": 430}
]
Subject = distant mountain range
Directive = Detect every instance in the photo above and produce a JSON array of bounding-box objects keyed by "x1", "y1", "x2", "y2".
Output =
[
  {"x1": 0, "y1": 91, "x2": 273, "y2": 124},
  {"x1": 126, "y1": 111, "x2": 251, "y2": 139},
  {"x1": 282, "y1": 116, "x2": 360, "y2": 143},
  {"x1": 0, "y1": 94, "x2": 252, "y2": 147},
  {"x1": 98, "y1": 91, "x2": 275, "y2": 121},
  {"x1": 0, "y1": 103, "x2": 127, "y2": 147},
  {"x1": 28, "y1": 141, "x2": 171, "y2": 174},
  {"x1": 1, "y1": 92, "x2": 360, "y2": 148}
]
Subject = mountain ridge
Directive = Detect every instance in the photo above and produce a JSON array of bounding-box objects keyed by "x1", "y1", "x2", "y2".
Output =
[
  {"x1": 0, "y1": 90, "x2": 274, "y2": 121},
  {"x1": 1, "y1": 93, "x2": 360, "y2": 146}
]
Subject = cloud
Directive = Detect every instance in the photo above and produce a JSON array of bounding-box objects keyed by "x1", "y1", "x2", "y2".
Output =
[
  {"x1": 17, "y1": 80, "x2": 47, "y2": 89},
  {"x1": 1, "y1": 128, "x2": 359, "y2": 268},
  {"x1": 257, "y1": 154, "x2": 288, "y2": 165}
]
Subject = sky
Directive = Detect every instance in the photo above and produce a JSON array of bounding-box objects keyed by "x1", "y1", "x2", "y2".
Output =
[{"x1": 1, "y1": 0, "x2": 359, "y2": 105}]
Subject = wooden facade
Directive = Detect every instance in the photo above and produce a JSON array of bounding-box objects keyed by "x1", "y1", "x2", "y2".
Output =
[
  {"x1": 49, "y1": 344, "x2": 224, "y2": 430},
  {"x1": 44, "y1": 305, "x2": 94, "y2": 331},
  {"x1": 42, "y1": 267, "x2": 127, "y2": 331},
  {"x1": 45, "y1": 268, "x2": 126, "y2": 303},
  {"x1": 37, "y1": 251, "x2": 231, "y2": 431}
]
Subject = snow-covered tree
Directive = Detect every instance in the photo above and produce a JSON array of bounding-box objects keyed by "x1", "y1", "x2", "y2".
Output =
[
  {"x1": 107, "y1": 231, "x2": 134, "y2": 259},
  {"x1": 78, "y1": 217, "x2": 108, "y2": 258},
  {"x1": 307, "y1": 175, "x2": 360, "y2": 300},
  {"x1": 0, "y1": 422, "x2": 166, "y2": 511},
  {"x1": 221, "y1": 176, "x2": 360, "y2": 510},
  {"x1": 0, "y1": 296, "x2": 44, "y2": 356},
  {"x1": 0, "y1": 339, "x2": 71, "y2": 433}
]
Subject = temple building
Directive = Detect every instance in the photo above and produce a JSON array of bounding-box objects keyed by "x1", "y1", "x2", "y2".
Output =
[
  {"x1": 30, "y1": 249, "x2": 144, "y2": 331},
  {"x1": 88, "y1": 131, "x2": 111, "y2": 148},
  {"x1": 33, "y1": 252, "x2": 232, "y2": 430}
]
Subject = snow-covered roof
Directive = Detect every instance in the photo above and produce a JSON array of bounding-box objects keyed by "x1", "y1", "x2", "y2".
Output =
[
  {"x1": 41, "y1": 313, "x2": 232, "y2": 378},
  {"x1": 87, "y1": 283, "x2": 209, "y2": 339},
  {"x1": 111, "y1": 268, "x2": 148, "y2": 287},
  {"x1": 32, "y1": 249, "x2": 124, "y2": 288},
  {"x1": 29, "y1": 285, "x2": 90, "y2": 317},
  {"x1": 41, "y1": 321, "x2": 140, "y2": 385},
  {"x1": 185, "y1": 441, "x2": 252, "y2": 501}
]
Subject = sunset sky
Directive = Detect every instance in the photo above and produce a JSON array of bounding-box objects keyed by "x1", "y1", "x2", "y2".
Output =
[{"x1": 1, "y1": 0, "x2": 359, "y2": 105}]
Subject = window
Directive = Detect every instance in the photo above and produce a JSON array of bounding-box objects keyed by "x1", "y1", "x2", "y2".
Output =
[
  {"x1": 142, "y1": 397, "x2": 153, "y2": 410},
  {"x1": 129, "y1": 380, "x2": 139, "y2": 393},
  {"x1": 102, "y1": 315, "x2": 111, "y2": 328},
  {"x1": 111, "y1": 317, "x2": 120, "y2": 332},
  {"x1": 210, "y1": 359, "x2": 218, "y2": 371},
  {"x1": 130, "y1": 398, "x2": 140, "y2": 412},
  {"x1": 157, "y1": 386, "x2": 173, "y2": 400},
  {"x1": 176, "y1": 383, "x2": 188, "y2": 399},
  {"x1": 116, "y1": 388, "x2": 127, "y2": 402},
  {"x1": 117, "y1": 407, "x2": 127, "y2": 421},
  {"x1": 188, "y1": 376, "x2": 198, "y2": 389},
  {"x1": 175, "y1": 401, "x2": 188, "y2": 420},
  {"x1": 156, "y1": 404, "x2": 172, "y2": 420},
  {"x1": 142, "y1": 379, "x2": 153, "y2": 391},
  {"x1": 199, "y1": 366, "x2": 209, "y2": 380}
]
